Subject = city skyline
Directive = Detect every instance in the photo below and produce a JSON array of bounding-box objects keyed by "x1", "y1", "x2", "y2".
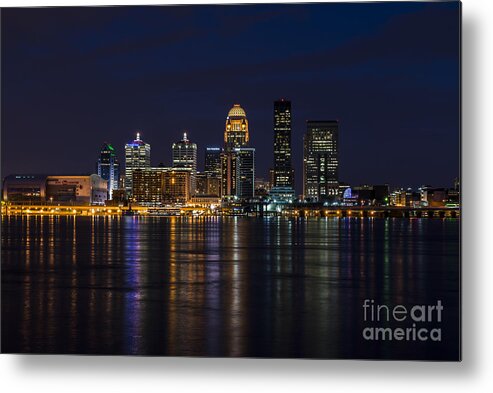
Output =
[{"x1": 1, "y1": 3, "x2": 460, "y2": 191}]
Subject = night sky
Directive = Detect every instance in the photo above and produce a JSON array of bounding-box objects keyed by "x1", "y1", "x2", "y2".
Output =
[{"x1": 1, "y1": 2, "x2": 460, "y2": 192}]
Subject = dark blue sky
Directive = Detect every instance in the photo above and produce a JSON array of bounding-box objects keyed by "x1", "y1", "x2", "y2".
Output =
[{"x1": 1, "y1": 2, "x2": 460, "y2": 192}]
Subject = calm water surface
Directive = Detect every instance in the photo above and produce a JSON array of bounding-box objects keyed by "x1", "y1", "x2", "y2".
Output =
[{"x1": 1, "y1": 216, "x2": 460, "y2": 359}]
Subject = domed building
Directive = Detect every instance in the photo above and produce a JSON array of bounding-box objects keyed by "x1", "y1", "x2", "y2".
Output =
[
  {"x1": 224, "y1": 104, "x2": 249, "y2": 148},
  {"x1": 220, "y1": 104, "x2": 255, "y2": 200}
]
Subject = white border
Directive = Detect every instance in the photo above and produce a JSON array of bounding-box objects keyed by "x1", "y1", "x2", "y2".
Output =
[{"x1": 2, "y1": 0, "x2": 493, "y2": 391}]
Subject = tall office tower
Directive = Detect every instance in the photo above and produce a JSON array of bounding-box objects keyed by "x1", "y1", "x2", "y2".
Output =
[
  {"x1": 204, "y1": 147, "x2": 222, "y2": 177},
  {"x1": 172, "y1": 132, "x2": 197, "y2": 193},
  {"x1": 125, "y1": 132, "x2": 151, "y2": 198},
  {"x1": 221, "y1": 148, "x2": 255, "y2": 199},
  {"x1": 96, "y1": 143, "x2": 120, "y2": 200},
  {"x1": 273, "y1": 99, "x2": 294, "y2": 188},
  {"x1": 234, "y1": 148, "x2": 255, "y2": 199},
  {"x1": 303, "y1": 121, "x2": 339, "y2": 201},
  {"x1": 224, "y1": 104, "x2": 249, "y2": 149}
]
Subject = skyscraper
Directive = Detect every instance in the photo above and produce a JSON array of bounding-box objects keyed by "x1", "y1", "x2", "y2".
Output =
[
  {"x1": 172, "y1": 132, "x2": 197, "y2": 171},
  {"x1": 221, "y1": 104, "x2": 255, "y2": 199},
  {"x1": 273, "y1": 99, "x2": 294, "y2": 188},
  {"x1": 234, "y1": 148, "x2": 255, "y2": 199},
  {"x1": 221, "y1": 148, "x2": 255, "y2": 199},
  {"x1": 172, "y1": 132, "x2": 197, "y2": 193},
  {"x1": 96, "y1": 143, "x2": 120, "y2": 199},
  {"x1": 132, "y1": 167, "x2": 168, "y2": 206},
  {"x1": 124, "y1": 132, "x2": 151, "y2": 197},
  {"x1": 303, "y1": 121, "x2": 339, "y2": 201},
  {"x1": 204, "y1": 147, "x2": 222, "y2": 177},
  {"x1": 224, "y1": 104, "x2": 249, "y2": 149}
]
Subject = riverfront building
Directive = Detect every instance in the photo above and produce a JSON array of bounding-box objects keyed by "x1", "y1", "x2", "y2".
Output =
[
  {"x1": 96, "y1": 143, "x2": 120, "y2": 200},
  {"x1": 221, "y1": 104, "x2": 255, "y2": 200},
  {"x1": 172, "y1": 132, "x2": 197, "y2": 194},
  {"x1": 303, "y1": 121, "x2": 339, "y2": 201},
  {"x1": 273, "y1": 99, "x2": 294, "y2": 189},
  {"x1": 124, "y1": 133, "x2": 151, "y2": 198}
]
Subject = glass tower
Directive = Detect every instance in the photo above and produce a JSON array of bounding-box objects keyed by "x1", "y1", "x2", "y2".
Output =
[
  {"x1": 273, "y1": 99, "x2": 294, "y2": 188},
  {"x1": 124, "y1": 132, "x2": 151, "y2": 197},
  {"x1": 205, "y1": 147, "x2": 222, "y2": 177},
  {"x1": 97, "y1": 143, "x2": 120, "y2": 200},
  {"x1": 172, "y1": 132, "x2": 197, "y2": 193},
  {"x1": 303, "y1": 121, "x2": 339, "y2": 201}
]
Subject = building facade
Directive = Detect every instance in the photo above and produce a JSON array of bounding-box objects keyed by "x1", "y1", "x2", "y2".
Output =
[
  {"x1": 124, "y1": 133, "x2": 151, "y2": 198},
  {"x1": 132, "y1": 167, "x2": 169, "y2": 206},
  {"x1": 273, "y1": 99, "x2": 294, "y2": 189},
  {"x1": 3, "y1": 174, "x2": 107, "y2": 205},
  {"x1": 2, "y1": 175, "x2": 47, "y2": 202},
  {"x1": 224, "y1": 104, "x2": 249, "y2": 148},
  {"x1": 205, "y1": 147, "x2": 222, "y2": 177},
  {"x1": 303, "y1": 121, "x2": 339, "y2": 201},
  {"x1": 162, "y1": 169, "x2": 191, "y2": 204},
  {"x1": 97, "y1": 143, "x2": 120, "y2": 200},
  {"x1": 221, "y1": 104, "x2": 255, "y2": 200},
  {"x1": 46, "y1": 175, "x2": 107, "y2": 205},
  {"x1": 234, "y1": 148, "x2": 255, "y2": 199},
  {"x1": 172, "y1": 132, "x2": 197, "y2": 194}
]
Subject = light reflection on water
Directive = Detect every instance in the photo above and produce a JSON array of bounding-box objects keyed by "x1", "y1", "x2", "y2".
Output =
[{"x1": 1, "y1": 215, "x2": 459, "y2": 359}]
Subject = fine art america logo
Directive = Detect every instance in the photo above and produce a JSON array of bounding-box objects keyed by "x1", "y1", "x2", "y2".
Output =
[{"x1": 362, "y1": 299, "x2": 444, "y2": 342}]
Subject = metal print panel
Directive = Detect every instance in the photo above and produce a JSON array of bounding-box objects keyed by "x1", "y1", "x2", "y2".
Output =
[{"x1": 0, "y1": 1, "x2": 461, "y2": 360}]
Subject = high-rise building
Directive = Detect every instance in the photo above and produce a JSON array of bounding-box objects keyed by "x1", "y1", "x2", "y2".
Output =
[
  {"x1": 273, "y1": 99, "x2": 294, "y2": 188},
  {"x1": 132, "y1": 167, "x2": 169, "y2": 206},
  {"x1": 125, "y1": 132, "x2": 151, "y2": 197},
  {"x1": 221, "y1": 148, "x2": 255, "y2": 199},
  {"x1": 234, "y1": 148, "x2": 255, "y2": 199},
  {"x1": 172, "y1": 132, "x2": 197, "y2": 193},
  {"x1": 162, "y1": 169, "x2": 191, "y2": 204},
  {"x1": 172, "y1": 132, "x2": 197, "y2": 171},
  {"x1": 205, "y1": 147, "x2": 222, "y2": 177},
  {"x1": 221, "y1": 104, "x2": 255, "y2": 200},
  {"x1": 303, "y1": 121, "x2": 339, "y2": 201},
  {"x1": 224, "y1": 104, "x2": 249, "y2": 149},
  {"x1": 97, "y1": 143, "x2": 120, "y2": 199}
]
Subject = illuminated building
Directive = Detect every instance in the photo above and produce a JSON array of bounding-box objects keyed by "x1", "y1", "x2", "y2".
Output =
[
  {"x1": 172, "y1": 132, "x2": 197, "y2": 193},
  {"x1": 303, "y1": 121, "x2": 339, "y2": 201},
  {"x1": 224, "y1": 104, "x2": 249, "y2": 148},
  {"x1": 205, "y1": 147, "x2": 222, "y2": 177},
  {"x1": 46, "y1": 175, "x2": 107, "y2": 205},
  {"x1": 2, "y1": 174, "x2": 107, "y2": 205},
  {"x1": 132, "y1": 167, "x2": 169, "y2": 206},
  {"x1": 2, "y1": 175, "x2": 47, "y2": 202},
  {"x1": 162, "y1": 169, "x2": 191, "y2": 204},
  {"x1": 221, "y1": 151, "x2": 236, "y2": 197},
  {"x1": 96, "y1": 143, "x2": 120, "y2": 200},
  {"x1": 125, "y1": 132, "x2": 151, "y2": 198},
  {"x1": 221, "y1": 148, "x2": 255, "y2": 199},
  {"x1": 254, "y1": 177, "x2": 270, "y2": 197},
  {"x1": 196, "y1": 172, "x2": 221, "y2": 197},
  {"x1": 221, "y1": 104, "x2": 255, "y2": 199},
  {"x1": 273, "y1": 99, "x2": 294, "y2": 188},
  {"x1": 234, "y1": 148, "x2": 255, "y2": 199},
  {"x1": 188, "y1": 195, "x2": 221, "y2": 208},
  {"x1": 269, "y1": 186, "x2": 295, "y2": 204}
]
